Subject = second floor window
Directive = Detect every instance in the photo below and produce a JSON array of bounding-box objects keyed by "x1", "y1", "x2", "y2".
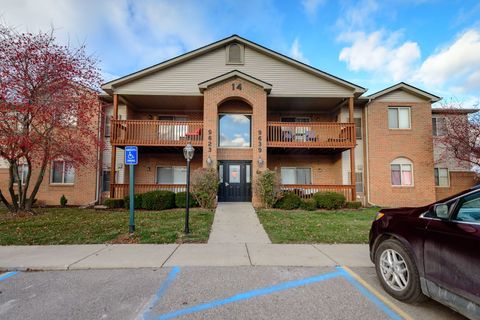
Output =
[
  {"x1": 51, "y1": 161, "x2": 75, "y2": 184},
  {"x1": 354, "y1": 118, "x2": 362, "y2": 139},
  {"x1": 434, "y1": 168, "x2": 449, "y2": 187},
  {"x1": 388, "y1": 107, "x2": 411, "y2": 129},
  {"x1": 105, "y1": 116, "x2": 111, "y2": 137},
  {"x1": 432, "y1": 117, "x2": 446, "y2": 136},
  {"x1": 219, "y1": 114, "x2": 251, "y2": 147}
]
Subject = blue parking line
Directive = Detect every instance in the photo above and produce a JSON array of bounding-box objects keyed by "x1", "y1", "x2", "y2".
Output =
[
  {"x1": 336, "y1": 267, "x2": 403, "y2": 320},
  {"x1": 0, "y1": 271, "x2": 18, "y2": 282},
  {"x1": 138, "y1": 266, "x2": 181, "y2": 320},
  {"x1": 154, "y1": 270, "x2": 343, "y2": 320}
]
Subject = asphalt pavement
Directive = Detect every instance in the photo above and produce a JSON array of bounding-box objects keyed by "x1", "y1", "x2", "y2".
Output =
[{"x1": 0, "y1": 267, "x2": 466, "y2": 320}]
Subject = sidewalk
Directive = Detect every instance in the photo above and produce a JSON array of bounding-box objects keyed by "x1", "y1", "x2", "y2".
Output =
[
  {"x1": 208, "y1": 202, "x2": 271, "y2": 244},
  {"x1": 0, "y1": 243, "x2": 372, "y2": 271}
]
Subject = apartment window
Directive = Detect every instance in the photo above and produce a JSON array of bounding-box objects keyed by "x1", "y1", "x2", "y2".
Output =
[
  {"x1": 218, "y1": 114, "x2": 251, "y2": 147},
  {"x1": 347, "y1": 171, "x2": 364, "y2": 193},
  {"x1": 14, "y1": 163, "x2": 29, "y2": 185},
  {"x1": 51, "y1": 161, "x2": 75, "y2": 184},
  {"x1": 391, "y1": 158, "x2": 413, "y2": 186},
  {"x1": 102, "y1": 170, "x2": 110, "y2": 192},
  {"x1": 432, "y1": 117, "x2": 446, "y2": 136},
  {"x1": 156, "y1": 167, "x2": 186, "y2": 184},
  {"x1": 388, "y1": 107, "x2": 411, "y2": 129},
  {"x1": 354, "y1": 118, "x2": 362, "y2": 139},
  {"x1": 434, "y1": 168, "x2": 449, "y2": 187},
  {"x1": 281, "y1": 168, "x2": 312, "y2": 185},
  {"x1": 104, "y1": 116, "x2": 111, "y2": 137}
]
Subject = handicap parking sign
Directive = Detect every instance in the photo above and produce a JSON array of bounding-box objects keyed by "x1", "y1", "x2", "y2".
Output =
[{"x1": 125, "y1": 146, "x2": 138, "y2": 165}]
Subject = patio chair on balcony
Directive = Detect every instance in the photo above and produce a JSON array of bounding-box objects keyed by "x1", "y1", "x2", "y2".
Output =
[
  {"x1": 305, "y1": 130, "x2": 317, "y2": 142},
  {"x1": 185, "y1": 128, "x2": 202, "y2": 137},
  {"x1": 282, "y1": 130, "x2": 293, "y2": 142},
  {"x1": 327, "y1": 126, "x2": 349, "y2": 144}
]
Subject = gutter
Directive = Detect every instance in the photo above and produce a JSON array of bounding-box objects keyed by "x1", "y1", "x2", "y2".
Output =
[{"x1": 365, "y1": 100, "x2": 378, "y2": 207}]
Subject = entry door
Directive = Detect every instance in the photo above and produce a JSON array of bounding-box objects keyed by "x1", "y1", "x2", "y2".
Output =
[
  {"x1": 218, "y1": 161, "x2": 252, "y2": 202},
  {"x1": 424, "y1": 191, "x2": 480, "y2": 305}
]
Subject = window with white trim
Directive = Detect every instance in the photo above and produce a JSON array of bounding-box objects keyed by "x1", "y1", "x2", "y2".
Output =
[
  {"x1": 388, "y1": 107, "x2": 411, "y2": 129},
  {"x1": 390, "y1": 158, "x2": 413, "y2": 186},
  {"x1": 227, "y1": 43, "x2": 244, "y2": 64},
  {"x1": 156, "y1": 167, "x2": 186, "y2": 184},
  {"x1": 14, "y1": 163, "x2": 29, "y2": 185},
  {"x1": 51, "y1": 161, "x2": 75, "y2": 184},
  {"x1": 434, "y1": 168, "x2": 449, "y2": 187},
  {"x1": 104, "y1": 116, "x2": 111, "y2": 137},
  {"x1": 354, "y1": 118, "x2": 362, "y2": 139},
  {"x1": 432, "y1": 117, "x2": 446, "y2": 136},
  {"x1": 281, "y1": 168, "x2": 312, "y2": 185},
  {"x1": 348, "y1": 171, "x2": 364, "y2": 193}
]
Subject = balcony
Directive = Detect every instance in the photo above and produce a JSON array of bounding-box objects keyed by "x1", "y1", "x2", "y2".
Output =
[
  {"x1": 267, "y1": 122, "x2": 355, "y2": 148},
  {"x1": 111, "y1": 120, "x2": 203, "y2": 146}
]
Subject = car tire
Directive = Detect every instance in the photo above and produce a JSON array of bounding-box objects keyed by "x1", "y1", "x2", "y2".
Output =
[{"x1": 374, "y1": 238, "x2": 426, "y2": 303}]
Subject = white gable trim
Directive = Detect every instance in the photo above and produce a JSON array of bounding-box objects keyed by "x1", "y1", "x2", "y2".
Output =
[
  {"x1": 198, "y1": 70, "x2": 272, "y2": 93},
  {"x1": 368, "y1": 82, "x2": 441, "y2": 102}
]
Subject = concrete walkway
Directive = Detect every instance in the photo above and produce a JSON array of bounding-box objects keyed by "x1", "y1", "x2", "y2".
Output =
[
  {"x1": 0, "y1": 244, "x2": 372, "y2": 270},
  {"x1": 208, "y1": 202, "x2": 271, "y2": 244}
]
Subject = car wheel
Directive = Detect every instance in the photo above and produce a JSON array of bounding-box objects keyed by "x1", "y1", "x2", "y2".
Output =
[{"x1": 374, "y1": 238, "x2": 426, "y2": 303}]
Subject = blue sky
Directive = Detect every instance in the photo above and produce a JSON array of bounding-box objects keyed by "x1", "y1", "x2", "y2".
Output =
[{"x1": 1, "y1": 0, "x2": 480, "y2": 106}]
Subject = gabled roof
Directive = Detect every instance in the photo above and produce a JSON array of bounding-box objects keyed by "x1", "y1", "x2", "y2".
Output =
[
  {"x1": 198, "y1": 70, "x2": 272, "y2": 93},
  {"x1": 367, "y1": 82, "x2": 441, "y2": 102},
  {"x1": 102, "y1": 35, "x2": 366, "y2": 94}
]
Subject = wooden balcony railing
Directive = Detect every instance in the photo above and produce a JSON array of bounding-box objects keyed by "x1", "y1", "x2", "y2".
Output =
[
  {"x1": 267, "y1": 122, "x2": 355, "y2": 148},
  {"x1": 111, "y1": 183, "x2": 187, "y2": 199},
  {"x1": 111, "y1": 120, "x2": 203, "y2": 146},
  {"x1": 281, "y1": 184, "x2": 354, "y2": 202}
]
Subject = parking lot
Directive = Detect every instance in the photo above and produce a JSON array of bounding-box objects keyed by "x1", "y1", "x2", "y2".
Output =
[{"x1": 0, "y1": 267, "x2": 465, "y2": 320}]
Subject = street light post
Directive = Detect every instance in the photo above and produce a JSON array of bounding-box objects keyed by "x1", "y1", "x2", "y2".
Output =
[{"x1": 183, "y1": 143, "x2": 195, "y2": 234}]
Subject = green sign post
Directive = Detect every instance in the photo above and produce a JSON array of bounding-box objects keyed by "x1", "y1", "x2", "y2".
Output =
[{"x1": 125, "y1": 146, "x2": 138, "y2": 233}]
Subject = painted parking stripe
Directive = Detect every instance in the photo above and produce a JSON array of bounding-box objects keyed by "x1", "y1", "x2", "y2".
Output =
[
  {"x1": 340, "y1": 266, "x2": 414, "y2": 320},
  {"x1": 154, "y1": 270, "x2": 344, "y2": 320},
  {"x1": 0, "y1": 271, "x2": 19, "y2": 282},
  {"x1": 137, "y1": 266, "x2": 181, "y2": 320}
]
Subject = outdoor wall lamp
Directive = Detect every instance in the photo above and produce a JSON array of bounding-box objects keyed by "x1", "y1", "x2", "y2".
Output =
[
  {"x1": 183, "y1": 143, "x2": 195, "y2": 234},
  {"x1": 206, "y1": 155, "x2": 213, "y2": 167},
  {"x1": 258, "y1": 156, "x2": 264, "y2": 167}
]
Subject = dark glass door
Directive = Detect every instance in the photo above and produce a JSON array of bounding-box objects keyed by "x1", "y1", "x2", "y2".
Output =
[{"x1": 218, "y1": 161, "x2": 252, "y2": 202}]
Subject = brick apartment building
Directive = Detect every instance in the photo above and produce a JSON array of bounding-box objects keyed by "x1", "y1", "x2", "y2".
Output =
[{"x1": 1, "y1": 35, "x2": 477, "y2": 207}]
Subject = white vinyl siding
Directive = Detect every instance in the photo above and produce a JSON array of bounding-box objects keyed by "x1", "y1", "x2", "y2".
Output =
[
  {"x1": 281, "y1": 168, "x2": 311, "y2": 185},
  {"x1": 388, "y1": 107, "x2": 411, "y2": 129},
  {"x1": 156, "y1": 167, "x2": 186, "y2": 184},
  {"x1": 375, "y1": 89, "x2": 429, "y2": 102},
  {"x1": 116, "y1": 47, "x2": 354, "y2": 96}
]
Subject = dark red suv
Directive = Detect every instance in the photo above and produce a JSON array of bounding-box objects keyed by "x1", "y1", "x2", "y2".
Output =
[{"x1": 369, "y1": 185, "x2": 480, "y2": 319}]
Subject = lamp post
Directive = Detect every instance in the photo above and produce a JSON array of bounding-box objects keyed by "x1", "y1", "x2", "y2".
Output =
[{"x1": 183, "y1": 143, "x2": 195, "y2": 234}]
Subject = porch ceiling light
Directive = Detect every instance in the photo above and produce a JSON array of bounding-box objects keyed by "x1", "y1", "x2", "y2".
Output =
[{"x1": 183, "y1": 143, "x2": 195, "y2": 161}]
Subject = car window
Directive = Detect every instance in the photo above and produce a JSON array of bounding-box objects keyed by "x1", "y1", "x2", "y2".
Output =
[
  {"x1": 424, "y1": 199, "x2": 457, "y2": 218},
  {"x1": 454, "y1": 192, "x2": 480, "y2": 223}
]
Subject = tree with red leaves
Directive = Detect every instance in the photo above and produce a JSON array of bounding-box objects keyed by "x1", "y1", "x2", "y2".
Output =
[
  {"x1": 0, "y1": 25, "x2": 102, "y2": 213},
  {"x1": 435, "y1": 106, "x2": 480, "y2": 171}
]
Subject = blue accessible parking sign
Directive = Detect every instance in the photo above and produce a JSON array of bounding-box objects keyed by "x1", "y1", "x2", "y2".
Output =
[{"x1": 125, "y1": 146, "x2": 138, "y2": 165}]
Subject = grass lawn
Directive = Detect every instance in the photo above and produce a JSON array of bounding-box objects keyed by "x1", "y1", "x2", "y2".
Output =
[
  {"x1": 0, "y1": 207, "x2": 214, "y2": 245},
  {"x1": 257, "y1": 207, "x2": 379, "y2": 244}
]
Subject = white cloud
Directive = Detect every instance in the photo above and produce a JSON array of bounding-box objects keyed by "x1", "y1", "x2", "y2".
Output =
[
  {"x1": 229, "y1": 115, "x2": 250, "y2": 124},
  {"x1": 338, "y1": 30, "x2": 420, "y2": 81},
  {"x1": 302, "y1": 0, "x2": 326, "y2": 17},
  {"x1": 289, "y1": 38, "x2": 309, "y2": 63},
  {"x1": 336, "y1": 0, "x2": 379, "y2": 30},
  {"x1": 415, "y1": 29, "x2": 480, "y2": 93}
]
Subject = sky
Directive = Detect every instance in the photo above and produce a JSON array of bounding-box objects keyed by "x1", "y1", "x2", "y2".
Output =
[{"x1": 1, "y1": 0, "x2": 480, "y2": 107}]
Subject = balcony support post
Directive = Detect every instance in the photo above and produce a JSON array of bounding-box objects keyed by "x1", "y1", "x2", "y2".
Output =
[
  {"x1": 110, "y1": 94, "x2": 119, "y2": 198},
  {"x1": 348, "y1": 96, "x2": 356, "y2": 201}
]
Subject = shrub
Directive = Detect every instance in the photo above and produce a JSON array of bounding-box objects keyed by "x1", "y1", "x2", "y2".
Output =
[
  {"x1": 255, "y1": 169, "x2": 280, "y2": 208},
  {"x1": 60, "y1": 195, "x2": 68, "y2": 207},
  {"x1": 191, "y1": 168, "x2": 219, "y2": 209},
  {"x1": 275, "y1": 192, "x2": 301, "y2": 210},
  {"x1": 104, "y1": 198, "x2": 125, "y2": 209},
  {"x1": 300, "y1": 199, "x2": 317, "y2": 211},
  {"x1": 124, "y1": 193, "x2": 143, "y2": 210},
  {"x1": 175, "y1": 192, "x2": 198, "y2": 208},
  {"x1": 313, "y1": 192, "x2": 346, "y2": 210},
  {"x1": 346, "y1": 201, "x2": 362, "y2": 209},
  {"x1": 141, "y1": 190, "x2": 175, "y2": 210}
]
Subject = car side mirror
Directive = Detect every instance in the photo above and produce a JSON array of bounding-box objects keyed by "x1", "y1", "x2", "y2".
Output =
[{"x1": 434, "y1": 203, "x2": 449, "y2": 219}]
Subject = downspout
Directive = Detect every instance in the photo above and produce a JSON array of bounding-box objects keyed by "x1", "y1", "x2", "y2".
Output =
[
  {"x1": 365, "y1": 100, "x2": 378, "y2": 207},
  {"x1": 94, "y1": 102, "x2": 102, "y2": 204}
]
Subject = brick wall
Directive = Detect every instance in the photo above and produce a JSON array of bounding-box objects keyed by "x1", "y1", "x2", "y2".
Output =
[
  {"x1": 203, "y1": 76, "x2": 267, "y2": 206},
  {"x1": 366, "y1": 101, "x2": 436, "y2": 207},
  {"x1": 435, "y1": 171, "x2": 478, "y2": 200},
  {"x1": 268, "y1": 153, "x2": 343, "y2": 185}
]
